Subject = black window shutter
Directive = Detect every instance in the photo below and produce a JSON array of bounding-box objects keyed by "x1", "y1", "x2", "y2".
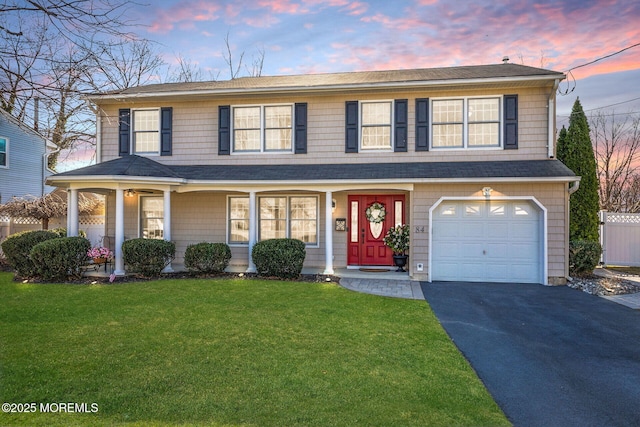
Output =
[
  {"x1": 218, "y1": 105, "x2": 231, "y2": 155},
  {"x1": 294, "y1": 103, "x2": 307, "y2": 154},
  {"x1": 415, "y1": 98, "x2": 429, "y2": 151},
  {"x1": 118, "y1": 109, "x2": 130, "y2": 156},
  {"x1": 504, "y1": 95, "x2": 518, "y2": 150},
  {"x1": 160, "y1": 107, "x2": 172, "y2": 156},
  {"x1": 394, "y1": 99, "x2": 408, "y2": 152},
  {"x1": 345, "y1": 101, "x2": 358, "y2": 153}
]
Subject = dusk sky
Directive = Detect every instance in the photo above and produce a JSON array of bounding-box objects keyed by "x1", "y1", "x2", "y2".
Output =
[
  {"x1": 127, "y1": 0, "x2": 640, "y2": 123},
  {"x1": 60, "y1": 0, "x2": 640, "y2": 169}
]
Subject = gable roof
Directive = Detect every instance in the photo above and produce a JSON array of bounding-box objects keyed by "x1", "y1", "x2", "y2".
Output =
[
  {"x1": 50, "y1": 155, "x2": 575, "y2": 186},
  {"x1": 0, "y1": 109, "x2": 49, "y2": 144},
  {"x1": 88, "y1": 63, "x2": 565, "y2": 101}
]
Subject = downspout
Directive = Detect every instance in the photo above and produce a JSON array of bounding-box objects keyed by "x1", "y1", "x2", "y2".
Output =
[
  {"x1": 568, "y1": 179, "x2": 580, "y2": 195},
  {"x1": 42, "y1": 146, "x2": 61, "y2": 196},
  {"x1": 548, "y1": 79, "x2": 560, "y2": 158},
  {"x1": 96, "y1": 111, "x2": 102, "y2": 164}
]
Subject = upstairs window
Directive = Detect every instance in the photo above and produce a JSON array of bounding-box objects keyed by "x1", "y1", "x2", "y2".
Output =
[
  {"x1": 233, "y1": 105, "x2": 292, "y2": 153},
  {"x1": 361, "y1": 101, "x2": 392, "y2": 150},
  {"x1": 133, "y1": 109, "x2": 160, "y2": 154},
  {"x1": 432, "y1": 97, "x2": 501, "y2": 149},
  {"x1": 0, "y1": 137, "x2": 7, "y2": 167}
]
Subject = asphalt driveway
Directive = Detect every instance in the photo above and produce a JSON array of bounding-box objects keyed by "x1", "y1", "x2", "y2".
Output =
[{"x1": 421, "y1": 281, "x2": 640, "y2": 427}]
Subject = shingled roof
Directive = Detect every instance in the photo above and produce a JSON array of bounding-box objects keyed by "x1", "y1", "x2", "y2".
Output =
[
  {"x1": 88, "y1": 63, "x2": 565, "y2": 100},
  {"x1": 51, "y1": 155, "x2": 575, "y2": 183}
]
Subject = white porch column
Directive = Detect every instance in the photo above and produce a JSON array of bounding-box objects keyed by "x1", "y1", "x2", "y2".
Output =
[
  {"x1": 246, "y1": 191, "x2": 257, "y2": 273},
  {"x1": 114, "y1": 189, "x2": 125, "y2": 275},
  {"x1": 323, "y1": 191, "x2": 334, "y2": 275},
  {"x1": 68, "y1": 189, "x2": 79, "y2": 236},
  {"x1": 162, "y1": 189, "x2": 173, "y2": 273}
]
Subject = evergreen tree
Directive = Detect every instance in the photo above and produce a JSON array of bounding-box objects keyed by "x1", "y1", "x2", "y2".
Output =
[{"x1": 556, "y1": 98, "x2": 600, "y2": 243}]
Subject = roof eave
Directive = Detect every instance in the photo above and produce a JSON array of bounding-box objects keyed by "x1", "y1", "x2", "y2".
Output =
[{"x1": 86, "y1": 74, "x2": 566, "y2": 102}]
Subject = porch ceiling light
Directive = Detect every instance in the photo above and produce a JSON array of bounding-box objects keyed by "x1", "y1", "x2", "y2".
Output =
[
  {"x1": 482, "y1": 187, "x2": 493, "y2": 198},
  {"x1": 125, "y1": 189, "x2": 135, "y2": 198}
]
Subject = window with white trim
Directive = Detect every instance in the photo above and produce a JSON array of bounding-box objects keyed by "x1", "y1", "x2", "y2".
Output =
[
  {"x1": 361, "y1": 101, "x2": 392, "y2": 150},
  {"x1": 133, "y1": 109, "x2": 160, "y2": 154},
  {"x1": 227, "y1": 195, "x2": 318, "y2": 245},
  {"x1": 432, "y1": 97, "x2": 501, "y2": 149},
  {"x1": 229, "y1": 197, "x2": 250, "y2": 243},
  {"x1": 140, "y1": 196, "x2": 164, "y2": 239},
  {"x1": 233, "y1": 105, "x2": 292, "y2": 152},
  {"x1": 0, "y1": 136, "x2": 7, "y2": 167}
]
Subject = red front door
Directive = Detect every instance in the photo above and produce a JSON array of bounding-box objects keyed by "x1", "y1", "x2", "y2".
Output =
[{"x1": 347, "y1": 195, "x2": 405, "y2": 266}]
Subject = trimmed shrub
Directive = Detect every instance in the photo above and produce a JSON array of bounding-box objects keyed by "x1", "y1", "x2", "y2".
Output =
[
  {"x1": 184, "y1": 242, "x2": 231, "y2": 273},
  {"x1": 1, "y1": 230, "x2": 59, "y2": 277},
  {"x1": 30, "y1": 237, "x2": 91, "y2": 281},
  {"x1": 252, "y1": 238, "x2": 306, "y2": 279},
  {"x1": 122, "y1": 238, "x2": 175, "y2": 277},
  {"x1": 569, "y1": 240, "x2": 602, "y2": 276},
  {"x1": 50, "y1": 228, "x2": 86, "y2": 238}
]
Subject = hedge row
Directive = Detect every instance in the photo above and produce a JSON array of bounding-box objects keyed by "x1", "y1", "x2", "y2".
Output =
[{"x1": 3, "y1": 231, "x2": 308, "y2": 281}]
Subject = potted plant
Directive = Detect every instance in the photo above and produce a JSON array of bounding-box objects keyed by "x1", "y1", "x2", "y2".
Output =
[
  {"x1": 384, "y1": 224, "x2": 410, "y2": 272},
  {"x1": 87, "y1": 246, "x2": 113, "y2": 264}
]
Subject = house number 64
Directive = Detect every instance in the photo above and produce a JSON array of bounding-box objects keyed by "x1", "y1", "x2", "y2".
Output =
[{"x1": 415, "y1": 226, "x2": 425, "y2": 233}]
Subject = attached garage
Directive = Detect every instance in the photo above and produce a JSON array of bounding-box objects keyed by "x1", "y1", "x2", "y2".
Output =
[{"x1": 430, "y1": 199, "x2": 545, "y2": 284}]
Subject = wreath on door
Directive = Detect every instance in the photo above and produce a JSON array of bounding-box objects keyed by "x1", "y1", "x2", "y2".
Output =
[{"x1": 365, "y1": 202, "x2": 386, "y2": 224}]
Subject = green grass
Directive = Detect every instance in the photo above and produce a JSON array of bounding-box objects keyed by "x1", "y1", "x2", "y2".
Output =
[{"x1": 0, "y1": 272, "x2": 509, "y2": 426}]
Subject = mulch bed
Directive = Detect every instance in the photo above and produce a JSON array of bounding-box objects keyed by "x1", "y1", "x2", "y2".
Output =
[{"x1": 8, "y1": 270, "x2": 341, "y2": 285}]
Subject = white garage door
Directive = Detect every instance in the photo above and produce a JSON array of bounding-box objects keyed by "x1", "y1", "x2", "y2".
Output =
[{"x1": 431, "y1": 200, "x2": 543, "y2": 284}]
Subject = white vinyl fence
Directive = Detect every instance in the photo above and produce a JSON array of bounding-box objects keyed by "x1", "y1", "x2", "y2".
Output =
[{"x1": 600, "y1": 211, "x2": 640, "y2": 266}]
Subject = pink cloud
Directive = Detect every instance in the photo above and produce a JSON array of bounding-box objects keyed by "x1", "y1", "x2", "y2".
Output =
[
  {"x1": 258, "y1": 0, "x2": 307, "y2": 14},
  {"x1": 148, "y1": 1, "x2": 222, "y2": 34},
  {"x1": 341, "y1": 1, "x2": 368, "y2": 15}
]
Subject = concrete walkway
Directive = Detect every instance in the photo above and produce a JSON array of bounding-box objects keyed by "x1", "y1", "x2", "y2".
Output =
[
  {"x1": 339, "y1": 277, "x2": 424, "y2": 300},
  {"x1": 594, "y1": 268, "x2": 640, "y2": 309}
]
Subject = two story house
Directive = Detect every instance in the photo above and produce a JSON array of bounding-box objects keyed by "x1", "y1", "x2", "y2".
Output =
[{"x1": 48, "y1": 63, "x2": 577, "y2": 284}]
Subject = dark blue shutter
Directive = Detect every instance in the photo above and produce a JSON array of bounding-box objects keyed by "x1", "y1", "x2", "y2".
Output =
[
  {"x1": 118, "y1": 109, "x2": 130, "y2": 156},
  {"x1": 218, "y1": 105, "x2": 231, "y2": 155},
  {"x1": 504, "y1": 95, "x2": 518, "y2": 150},
  {"x1": 415, "y1": 98, "x2": 429, "y2": 151},
  {"x1": 345, "y1": 101, "x2": 358, "y2": 153},
  {"x1": 160, "y1": 107, "x2": 172, "y2": 156},
  {"x1": 394, "y1": 99, "x2": 407, "y2": 152},
  {"x1": 294, "y1": 103, "x2": 307, "y2": 154}
]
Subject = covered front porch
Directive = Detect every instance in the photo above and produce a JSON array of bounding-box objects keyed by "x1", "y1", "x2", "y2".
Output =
[{"x1": 51, "y1": 156, "x2": 413, "y2": 278}]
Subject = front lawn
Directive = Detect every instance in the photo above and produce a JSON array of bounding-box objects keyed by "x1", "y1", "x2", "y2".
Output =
[{"x1": 0, "y1": 272, "x2": 509, "y2": 426}]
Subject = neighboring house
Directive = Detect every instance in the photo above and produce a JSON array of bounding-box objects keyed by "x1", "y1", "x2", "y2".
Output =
[
  {"x1": 0, "y1": 109, "x2": 54, "y2": 203},
  {"x1": 0, "y1": 109, "x2": 57, "y2": 242},
  {"x1": 48, "y1": 63, "x2": 578, "y2": 284}
]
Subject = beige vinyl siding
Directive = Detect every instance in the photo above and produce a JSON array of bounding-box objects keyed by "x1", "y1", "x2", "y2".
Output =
[
  {"x1": 97, "y1": 85, "x2": 554, "y2": 166},
  {"x1": 104, "y1": 183, "x2": 565, "y2": 281}
]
